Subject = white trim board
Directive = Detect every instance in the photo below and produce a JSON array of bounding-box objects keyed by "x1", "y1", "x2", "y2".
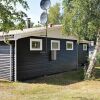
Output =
[{"x1": 15, "y1": 40, "x2": 17, "y2": 82}]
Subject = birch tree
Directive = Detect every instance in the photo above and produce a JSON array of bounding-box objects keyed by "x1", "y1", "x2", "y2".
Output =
[{"x1": 62, "y1": 0, "x2": 100, "y2": 79}]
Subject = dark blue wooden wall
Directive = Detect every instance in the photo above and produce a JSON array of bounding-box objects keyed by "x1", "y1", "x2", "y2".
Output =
[
  {"x1": 17, "y1": 37, "x2": 78, "y2": 81},
  {"x1": 78, "y1": 43, "x2": 89, "y2": 67}
]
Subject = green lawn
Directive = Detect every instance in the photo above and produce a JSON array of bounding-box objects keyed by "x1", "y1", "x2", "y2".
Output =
[{"x1": 0, "y1": 67, "x2": 100, "y2": 100}]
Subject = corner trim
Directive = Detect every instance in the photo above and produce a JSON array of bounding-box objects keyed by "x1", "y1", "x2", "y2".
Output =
[{"x1": 15, "y1": 40, "x2": 17, "y2": 81}]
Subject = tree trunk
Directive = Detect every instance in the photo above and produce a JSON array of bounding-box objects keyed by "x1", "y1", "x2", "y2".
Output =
[{"x1": 85, "y1": 31, "x2": 100, "y2": 80}]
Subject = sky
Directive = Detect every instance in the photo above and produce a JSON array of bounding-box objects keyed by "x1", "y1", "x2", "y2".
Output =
[{"x1": 18, "y1": 0, "x2": 62, "y2": 25}]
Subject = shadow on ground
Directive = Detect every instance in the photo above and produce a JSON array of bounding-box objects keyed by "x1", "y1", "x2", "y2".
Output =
[{"x1": 25, "y1": 69, "x2": 84, "y2": 86}]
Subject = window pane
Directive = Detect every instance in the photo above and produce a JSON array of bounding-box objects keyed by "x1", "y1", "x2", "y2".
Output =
[
  {"x1": 51, "y1": 40, "x2": 60, "y2": 50},
  {"x1": 67, "y1": 43, "x2": 72, "y2": 49},
  {"x1": 84, "y1": 46, "x2": 86, "y2": 49},
  {"x1": 52, "y1": 42, "x2": 58, "y2": 49},
  {"x1": 32, "y1": 41, "x2": 40, "y2": 48}
]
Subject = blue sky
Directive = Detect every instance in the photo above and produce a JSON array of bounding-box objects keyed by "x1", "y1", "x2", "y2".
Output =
[{"x1": 19, "y1": 0, "x2": 62, "y2": 24}]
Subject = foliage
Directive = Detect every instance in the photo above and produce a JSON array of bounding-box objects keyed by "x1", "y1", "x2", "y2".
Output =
[
  {"x1": 62, "y1": 0, "x2": 100, "y2": 80},
  {"x1": 0, "y1": 0, "x2": 29, "y2": 32},
  {"x1": 48, "y1": 3, "x2": 62, "y2": 25},
  {"x1": 96, "y1": 52, "x2": 100, "y2": 66},
  {"x1": 62, "y1": 0, "x2": 100, "y2": 40}
]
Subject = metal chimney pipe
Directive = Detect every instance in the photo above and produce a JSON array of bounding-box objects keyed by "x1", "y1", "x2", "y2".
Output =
[{"x1": 27, "y1": 18, "x2": 31, "y2": 28}]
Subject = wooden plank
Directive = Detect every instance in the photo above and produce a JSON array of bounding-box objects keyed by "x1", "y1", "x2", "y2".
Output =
[
  {"x1": 0, "y1": 61, "x2": 10, "y2": 64},
  {"x1": 0, "y1": 69, "x2": 10, "y2": 72}
]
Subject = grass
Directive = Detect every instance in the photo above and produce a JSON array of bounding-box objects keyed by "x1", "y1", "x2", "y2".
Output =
[{"x1": 0, "y1": 67, "x2": 100, "y2": 100}]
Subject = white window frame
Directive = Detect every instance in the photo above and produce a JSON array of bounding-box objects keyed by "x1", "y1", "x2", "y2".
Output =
[
  {"x1": 51, "y1": 40, "x2": 60, "y2": 51},
  {"x1": 30, "y1": 39, "x2": 42, "y2": 51},
  {"x1": 83, "y1": 44, "x2": 87, "y2": 51},
  {"x1": 66, "y1": 41, "x2": 74, "y2": 50}
]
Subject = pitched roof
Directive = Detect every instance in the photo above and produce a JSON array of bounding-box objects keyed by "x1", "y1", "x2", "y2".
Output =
[
  {"x1": 0, "y1": 25, "x2": 89, "y2": 44},
  {"x1": 0, "y1": 25, "x2": 77, "y2": 41},
  {"x1": 79, "y1": 40, "x2": 89, "y2": 44}
]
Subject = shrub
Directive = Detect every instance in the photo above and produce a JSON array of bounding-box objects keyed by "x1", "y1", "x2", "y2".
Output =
[{"x1": 96, "y1": 52, "x2": 100, "y2": 66}]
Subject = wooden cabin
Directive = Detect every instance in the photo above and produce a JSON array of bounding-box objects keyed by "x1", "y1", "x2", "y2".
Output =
[{"x1": 0, "y1": 25, "x2": 89, "y2": 81}]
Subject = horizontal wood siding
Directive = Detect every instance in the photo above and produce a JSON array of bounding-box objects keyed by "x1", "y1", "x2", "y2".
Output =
[
  {"x1": 0, "y1": 42, "x2": 10, "y2": 80},
  {"x1": 17, "y1": 37, "x2": 78, "y2": 81},
  {"x1": 78, "y1": 43, "x2": 89, "y2": 67}
]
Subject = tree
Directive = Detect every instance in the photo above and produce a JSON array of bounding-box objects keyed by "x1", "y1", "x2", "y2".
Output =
[
  {"x1": 0, "y1": 0, "x2": 29, "y2": 32},
  {"x1": 62, "y1": 0, "x2": 100, "y2": 79},
  {"x1": 48, "y1": 3, "x2": 61, "y2": 25}
]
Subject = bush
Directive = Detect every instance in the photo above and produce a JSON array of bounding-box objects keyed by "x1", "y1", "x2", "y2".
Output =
[
  {"x1": 78, "y1": 68, "x2": 85, "y2": 80},
  {"x1": 96, "y1": 52, "x2": 100, "y2": 66}
]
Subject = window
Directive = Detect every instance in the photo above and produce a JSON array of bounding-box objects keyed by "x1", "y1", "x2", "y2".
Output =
[
  {"x1": 51, "y1": 40, "x2": 60, "y2": 50},
  {"x1": 83, "y1": 44, "x2": 87, "y2": 51},
  {"x1": 30, "y1": 39, "x2": 42, "y2": 51},
  {"x1": 66, "y1": 41, "x2": 73, "y2": 50}
]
